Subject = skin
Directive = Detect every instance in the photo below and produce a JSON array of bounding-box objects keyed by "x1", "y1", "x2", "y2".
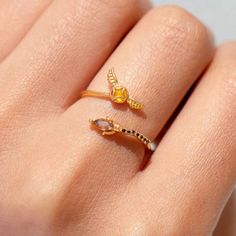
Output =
[
  {"x1": 0, "y1": 0, "x2": 53, "y2": 61},
  {"x1": 0, "y1": 0, "x2": 235, "y2": 235},
  {"x1": 214, "y1": 193, "x2": 236, "y2": 235}
]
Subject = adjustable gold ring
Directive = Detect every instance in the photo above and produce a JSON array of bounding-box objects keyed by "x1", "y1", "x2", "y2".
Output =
[
  {"x1": 81, "y1": 69, "x2": 143, "y2": 110},
  {"x1": 89, "y1": 117, "x2": 157, "y2": 151}
]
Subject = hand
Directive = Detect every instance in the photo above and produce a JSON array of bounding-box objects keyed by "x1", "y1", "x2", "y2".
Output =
[{"x1": 0, "y1": 1, "x2": 235, "y2": 235}]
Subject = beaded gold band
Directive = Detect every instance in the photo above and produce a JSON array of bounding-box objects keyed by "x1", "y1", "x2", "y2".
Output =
[
  {"x1": 90, "y1": 117, "x2": 157, "y2": 151},
  {"x1": 81, "y1": 69, "x2": 143, "y2": 110}
]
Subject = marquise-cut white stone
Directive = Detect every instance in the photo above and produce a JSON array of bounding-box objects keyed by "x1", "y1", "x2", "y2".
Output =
[{"x1": 94, "y1": 119, "x2": 113, "y2": 131}]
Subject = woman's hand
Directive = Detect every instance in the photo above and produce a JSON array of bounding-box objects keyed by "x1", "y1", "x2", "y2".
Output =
[{"x1": 0, "y1": 1, "x2": 235, "y2": 235}]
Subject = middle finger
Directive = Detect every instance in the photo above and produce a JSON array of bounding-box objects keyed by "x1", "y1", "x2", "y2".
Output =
[{"x1": 66, "y1": 6, "x2": 214, "y2": 177}]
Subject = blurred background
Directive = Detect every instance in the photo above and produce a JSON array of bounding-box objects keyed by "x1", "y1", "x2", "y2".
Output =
[{"x1": 152, "y1": 0, "x2": 236, "y2": 44}]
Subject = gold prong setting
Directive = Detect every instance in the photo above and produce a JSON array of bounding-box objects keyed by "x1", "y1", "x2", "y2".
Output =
[
  {"x1": 81, "y1": 69, "x2": 143, "y2": 110},
  {"x1": 110, "y1": 85, "x2": 129, "y2": 103}
]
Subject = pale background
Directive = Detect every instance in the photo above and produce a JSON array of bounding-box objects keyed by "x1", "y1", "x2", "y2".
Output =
[{"x1": 152, "y1": 0, "x2": 236, "y2": 44}]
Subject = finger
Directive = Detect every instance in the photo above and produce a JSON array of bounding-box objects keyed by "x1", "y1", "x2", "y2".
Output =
[
  {"x1": 51, "y1": 7, "x2": 214, "y2": 232},
  {"x1": 0, "y1": 0, "x2": 53, "y2": 61},
  {"x1": 214, "y1": 191, "x2": 236, "y2": 236},
  {"x1": 138, "y1": 43, "x2": 236, "y2": 235},
  {"x1": 0, "y1": 0, "x2": 150, "y2": 115},
  {"x1": 66, "y1": 6, "x2": 214, "y2": 176}
]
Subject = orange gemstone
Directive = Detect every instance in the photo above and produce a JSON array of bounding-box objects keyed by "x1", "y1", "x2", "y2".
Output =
[{"x1": 111, "y1": 86, "x2": 128, "y2": 103}]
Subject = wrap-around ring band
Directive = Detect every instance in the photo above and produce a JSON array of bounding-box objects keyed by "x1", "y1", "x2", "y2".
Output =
[{"x1": 81, "y1": 69, "x2": 143, "y2": 110}]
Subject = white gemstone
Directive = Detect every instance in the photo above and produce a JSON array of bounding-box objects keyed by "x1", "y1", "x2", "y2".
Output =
[
  {"x1": 94, "y1": 119, "x2": 113, "y2": 131},
  {"x1": 148, "y1": 142, "x2": 157, "y2": 151}
]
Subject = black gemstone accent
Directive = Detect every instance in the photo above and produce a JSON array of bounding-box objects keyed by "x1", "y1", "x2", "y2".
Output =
[
  {"x1": 137, "y1": 133, "x2": 139, "y2": 137},
  {"x1": 122, "y1": 129, "x2": 126, "y2": 132},
  {"x1": 132, "y1": 130, "x2": 135, "y2": 134},
  {"x1": 127, "y1": 130, "x2": 130, "y2": 134},
  {"x1": 140, "y1": 135, "x2": 143, "y2": 139}
]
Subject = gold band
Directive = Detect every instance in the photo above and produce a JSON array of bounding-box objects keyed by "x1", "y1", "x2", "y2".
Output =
[
  {"x1": 81, "y1": 90, "x2": 110, "y2": 99},
  {"x1": 89, "y1": 117, "x2": 156, "y2": 151},
  {"x1": 80, "y1": 69, "x2": 143, "y2": 110}
]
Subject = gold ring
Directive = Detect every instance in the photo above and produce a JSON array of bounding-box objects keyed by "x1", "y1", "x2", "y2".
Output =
[
  {"x1": 89, "y1": 117, "x2": 156, "y2": 151},
  {"x1": 81, "y1": 69, "x2": 143, "y2": 110}
]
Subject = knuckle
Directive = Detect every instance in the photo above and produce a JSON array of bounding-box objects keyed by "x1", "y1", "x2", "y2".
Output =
[
  {"x1": 98, "y1": 0, "x2": 149, "y2": 11},
  {"x1": 87, "y1": 0, "x2": 150, "y2": 24},
  {"x1": 145, "y1": 5, "x2": 211, "y2": 47},
  {"x1": 215, "y1": 42, "x2": 236, "y2": 93}
]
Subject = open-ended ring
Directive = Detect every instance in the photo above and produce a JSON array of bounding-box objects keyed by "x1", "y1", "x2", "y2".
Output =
[
  {"x1": 89, "y1": 117, "x2": 157, "y2": 151},
  {"x1": 81, "y1": 69, "x2": 143, "y2": 110}
]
